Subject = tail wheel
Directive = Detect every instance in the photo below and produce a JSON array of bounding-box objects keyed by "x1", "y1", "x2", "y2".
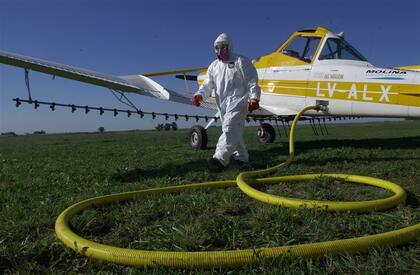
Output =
[
  {"x1": 188, "y1": 125, "x2": 208, "y2": 150},
  {"x1": 257, "y1": 123, "x2": 276, "y2": 144}
]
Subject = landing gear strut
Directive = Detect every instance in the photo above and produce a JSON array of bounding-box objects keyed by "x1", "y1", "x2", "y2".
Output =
[
  {"x1": 257, "y1": 123, "x2": 276, "y2": 144},
  {"x1": 188, "y1": 125, "x2": 208, "y2": 150}
]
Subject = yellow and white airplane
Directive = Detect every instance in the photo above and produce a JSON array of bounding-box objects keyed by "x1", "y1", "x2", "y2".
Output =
[{"x1": 1, "y1": 26, "x2": 420, "y2": 148}]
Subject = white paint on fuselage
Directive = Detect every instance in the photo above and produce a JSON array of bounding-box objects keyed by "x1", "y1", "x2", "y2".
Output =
[{"x1": 260, "y1": 91, "x2": 412, "y2": 118}]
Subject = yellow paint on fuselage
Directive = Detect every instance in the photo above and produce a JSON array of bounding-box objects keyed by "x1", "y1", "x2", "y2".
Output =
[
  {"x1": 253, "y1": 52, "x2": 307, "y2": 69},
  {"x1": 259, "y1": 79, "x2": 307, "y2": 97},
  {"x1": 260, "y1": 79, "x2": 420, "y2": 107},
  {"x1": 394, "y1": 65, "x2": 420, "y2": 71},
  {"x1": 199, "y1": 77, "x2": 420, "y2": 107}
]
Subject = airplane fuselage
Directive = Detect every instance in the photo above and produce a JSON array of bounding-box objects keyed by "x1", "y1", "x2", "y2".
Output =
[
  {"x1": 241, "y1": 27, "x2": 420, "y2": 118},
  {"x1": 257, "y1": 61, "x2": 420, "y2": 118}
]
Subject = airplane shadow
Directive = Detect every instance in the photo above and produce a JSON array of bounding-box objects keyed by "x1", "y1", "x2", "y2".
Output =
[
  {"x1": 289, "y1": 135, "x2": 420, "y2": 151},
  {"x1": 113, "y1": 136, "x2": 420, "y2": 183},
  {"x1": 291, "y1": 135, "x2": 420, "y2": 165},
  {"x1": 113, "y1": 158, "x2": 211, "y2": 183}
]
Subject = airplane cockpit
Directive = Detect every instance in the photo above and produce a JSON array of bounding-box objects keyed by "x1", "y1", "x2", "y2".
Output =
[
  {"x1": 279, "y1": 27, "x2": 368, "y2": 64},
  {"x1": 281, "y1": 35, "x2": 320, "y2": 63},
  {"x1": 318, "y1": 37, "x2": 367, "y2": 61}
]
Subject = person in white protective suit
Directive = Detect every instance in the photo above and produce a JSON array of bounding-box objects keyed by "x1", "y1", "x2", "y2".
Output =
[{"x1": 192, "y1": 33, "x2": 261, "y2": 170}]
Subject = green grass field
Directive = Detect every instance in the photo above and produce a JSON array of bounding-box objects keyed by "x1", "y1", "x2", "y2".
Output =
[{"x1": 1, "y1": 121, "x2": 420, "y2": 274}]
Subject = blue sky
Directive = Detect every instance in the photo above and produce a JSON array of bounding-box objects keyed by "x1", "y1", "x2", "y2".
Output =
[{"x1": 1, "y1": 0, "x2": 419, "y2": 134}]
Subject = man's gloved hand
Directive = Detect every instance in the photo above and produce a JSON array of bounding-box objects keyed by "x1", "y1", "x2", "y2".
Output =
[
  {"x1": 192, "y1": 95, "x2": 202, "y2": 107},
  {"x1": 248, "y1": 99, "x2": 259, "y2": 113}
]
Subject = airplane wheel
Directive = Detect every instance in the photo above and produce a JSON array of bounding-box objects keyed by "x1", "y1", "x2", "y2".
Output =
[
  {"x1": 188, "y1": 125, "x2": 208, "y2": 150},
  {"x1": 257, "y1": 123, "x2": 276, "y2": 144}
]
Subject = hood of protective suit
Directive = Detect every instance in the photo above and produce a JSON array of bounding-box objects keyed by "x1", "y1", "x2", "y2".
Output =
[
  {"x1": 214, "y1": 33, "x2": 233, "y2": 61},
  {"x1": 214, "y1": 33, "x2": 233, "y2": 51}
]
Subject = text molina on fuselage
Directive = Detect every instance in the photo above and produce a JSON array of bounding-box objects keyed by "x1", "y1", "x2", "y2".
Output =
[{"x1": 366, "y1": 70, "x2": 406, "y2": 75}]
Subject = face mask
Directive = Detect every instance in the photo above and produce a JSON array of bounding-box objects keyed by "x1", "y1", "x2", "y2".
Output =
[{"x1": 215, "y1": 43, "x2": 230, "y2": 61}]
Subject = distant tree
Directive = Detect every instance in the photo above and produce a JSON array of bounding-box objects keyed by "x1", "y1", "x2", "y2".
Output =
[
  {"x1": 1, "y1": 132, "x2": 17, "y2": 137},
  {"x1": 98, "y1": 127, "x2": 105, "y2": 133},
  {"x1": 33, "y1": 130, "x2": 46, "y2": 135},
  {"x1": 156, "y1": 122, "x2": 178, "y2": 131},
  {"x1": 155, "y1": 124, "x2": 164, "y2": 131},
  {"x1": 164, "y1": 123, "x2": 172, "y2": 131}
]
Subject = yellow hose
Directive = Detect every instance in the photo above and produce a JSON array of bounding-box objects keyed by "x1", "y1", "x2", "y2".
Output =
[
  {"x1": 236, "y1": 106, "x2": 407, "y2": 212},
  {"x1": 55, "y1": 105, "x2": 420, "y2": 268}
]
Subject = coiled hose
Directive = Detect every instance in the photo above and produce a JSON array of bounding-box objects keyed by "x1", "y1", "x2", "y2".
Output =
[{"x1": 55, "y1": 105, "x2": 420, "y2": 268}]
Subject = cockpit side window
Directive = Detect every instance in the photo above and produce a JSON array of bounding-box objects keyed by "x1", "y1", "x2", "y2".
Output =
[
  {"x1": 319, "y1": 38, "x2": 368, "y2": 61},
  {"x1": 281, "y1": 35, "x2": 321, "y2": 63}
]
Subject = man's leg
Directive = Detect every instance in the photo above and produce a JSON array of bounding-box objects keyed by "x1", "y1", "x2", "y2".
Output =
[
  {"x1": 213, "y1": 116, "x2": 246, "y2": 166},
  {"x1": 213, "y1": 130, "x2": 236, "y2": 166},
  {"x1": 232, "y1": 136, "x2": 249, "y2": 162}
]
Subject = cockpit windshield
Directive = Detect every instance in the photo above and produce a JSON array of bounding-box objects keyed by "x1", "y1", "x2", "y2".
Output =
[
  {"x1": 319, "y1": 38, "x2": 367, "y2": 61},
  {"x1": 281, "y1": 35, "x2": 321, "y2": 63}
]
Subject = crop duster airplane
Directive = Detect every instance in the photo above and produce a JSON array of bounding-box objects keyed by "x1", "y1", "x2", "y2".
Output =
[{"x1": 1, "y1": 26, "x2": 420, "y2": 149}]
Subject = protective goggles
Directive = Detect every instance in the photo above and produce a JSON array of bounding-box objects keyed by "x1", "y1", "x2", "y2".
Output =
[{"x1": 214, "y1": 43, "x2": 229, "y2": 52}]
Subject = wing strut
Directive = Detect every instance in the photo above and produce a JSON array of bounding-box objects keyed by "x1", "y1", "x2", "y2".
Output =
[
  {"x1": 182, "y1": 73, "x2": 191, "y2": 96},
  {"x1": 24, "y1": 68, "x2": 33, "y2": 101},
  {"x1": 109, "y1": 89, "x2": 140, "y2": 112}
]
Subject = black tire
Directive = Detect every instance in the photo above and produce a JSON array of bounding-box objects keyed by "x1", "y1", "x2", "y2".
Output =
[
  {"x1": 257, "y1": 123, "x2": 276, "y2": 144},
  {"x1": 188, "y1": 125, "x2": 208, "y2": 150}
]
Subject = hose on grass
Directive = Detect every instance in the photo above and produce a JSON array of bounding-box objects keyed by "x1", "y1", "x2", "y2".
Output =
[{"x1": 55, "y1": 105, "x2": 420, "y2": 268}]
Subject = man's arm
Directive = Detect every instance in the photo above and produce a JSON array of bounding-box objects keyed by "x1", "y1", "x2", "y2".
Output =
[
  {"x1": 242, "y1": 58, "x2": 261, "y2": 101},
  {"x1": 195, "y1": 65, "x2": 215, "y2": 99},
  {"x1": 239, "y1": 57, "x2": 261, "y2": 112}
]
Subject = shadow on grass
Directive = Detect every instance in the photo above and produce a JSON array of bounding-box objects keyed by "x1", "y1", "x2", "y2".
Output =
[
  {"x1": 113, "y1": 158, "x2": 211, "y2": 182},
  {"x1": 292, "y1": 135, "x2": 420, "y2": 151},
  {"x1": 292, "y1": 136, "x2": 420, "y2": 165},
  {"x1": 112, "y1": 148, "x2": 286, "y2": 183},
  {"x1": 405, "y1": 190, "x2": 420, "y2": 208},
  {"x1": 113, "y1": 136, "x2": 420, "y2": 183}
]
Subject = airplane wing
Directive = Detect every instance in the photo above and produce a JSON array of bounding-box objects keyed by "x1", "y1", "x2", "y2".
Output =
[{"x1": 0, "y1": 50, "x2": 216, "y2": 109}]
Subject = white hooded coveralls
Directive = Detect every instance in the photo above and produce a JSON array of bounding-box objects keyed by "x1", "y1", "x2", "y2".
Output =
[{"x1": 195, "y1": 33, "x2": 261, "y2": 166}]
